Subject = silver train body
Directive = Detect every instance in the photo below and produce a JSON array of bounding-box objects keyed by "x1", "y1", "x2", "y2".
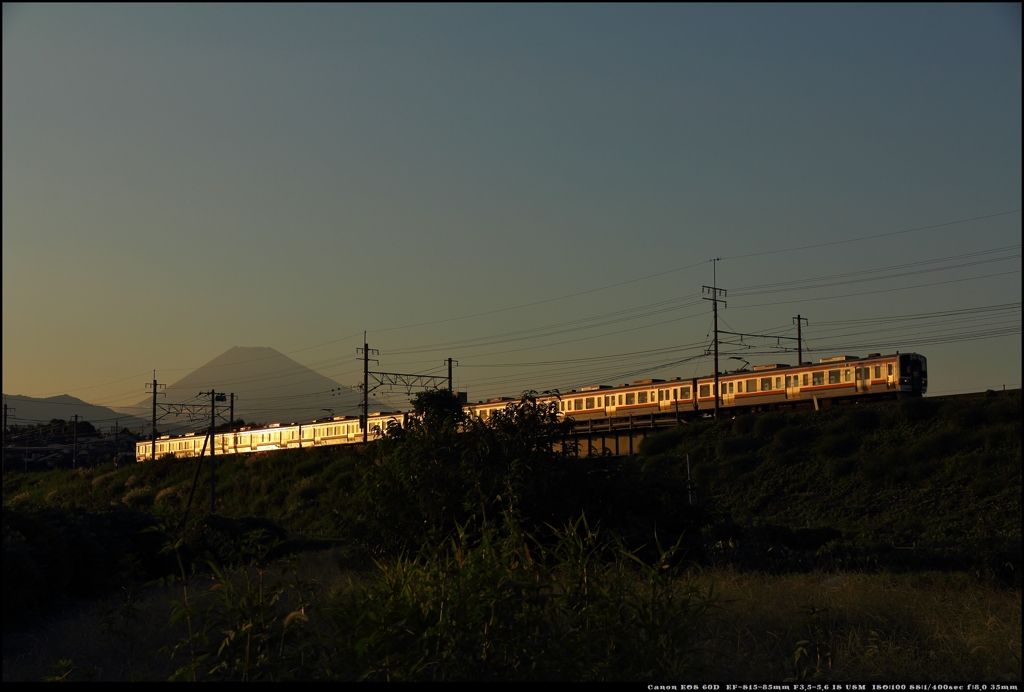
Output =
[
  {"x1": 470, "y1": 352, "x2": 928, "y2": 421},
  {"x1": 136, "y1": 411, "x2": 405, "y2": 461},
  {"x1": 137, "y1": 352, "x2": 926, "y2": 462}
]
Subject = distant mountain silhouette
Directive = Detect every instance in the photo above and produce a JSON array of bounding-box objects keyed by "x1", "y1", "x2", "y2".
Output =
[
  {"x1": 1, "y1": 394, "x2": 150, "y2": 433},
  {"x1": 125, "y1": 347, "x2": 386, "y2": 429}
]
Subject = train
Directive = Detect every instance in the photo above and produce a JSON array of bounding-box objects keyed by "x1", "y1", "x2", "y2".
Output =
[{"x1": 136, "y1": 350, "x2": 927, "y2": 462}]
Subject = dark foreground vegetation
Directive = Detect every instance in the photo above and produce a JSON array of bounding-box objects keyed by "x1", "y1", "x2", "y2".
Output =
[{"x1": 3, "y1": 390, "x2": 1021, "y2": 681}]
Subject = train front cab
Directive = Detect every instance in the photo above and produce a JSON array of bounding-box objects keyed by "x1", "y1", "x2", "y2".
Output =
[{"x1": 898, "y1": 353, "x2": 927, "y2": 395}]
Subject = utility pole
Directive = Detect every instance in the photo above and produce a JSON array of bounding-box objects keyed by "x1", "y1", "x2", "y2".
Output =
[
  {"x1": 2, "y1": 401, "x2": 11, "y2": 475},
  {"x1": 113, "y1": 420, "x2": 119, "y2": 467},
  {"x1": 210, "y1": 390, "x2": 217, "y2": 514},
  {"x1": 72, "y1": 414, "x2": 79, "y2": 469},
  {"x1": 357, "y1": 334, "x2": 379, "y2": 443},
  {"x1": 686, "y1": 453, "x2": 693, "y2": 505},
  {"x1": 146, "y1": 374, "x2": 165, "y2": 461},
  {"x1": 229, "y1": 392, "x2": 235, "y2": 453},
  {"x1": 446, "y1": 358, "x2": 458, "y2": 392},
  {"x1": 702, "y1": 259, "x2": 727, "y2": 420},
  {"x1": 793, "y1": 315, "x2": 809, "y2": 364}
]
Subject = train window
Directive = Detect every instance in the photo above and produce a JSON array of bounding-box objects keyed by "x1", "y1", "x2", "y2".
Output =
[
  {"x1": 760, "y1": 377, "x2": 772, "y2": 391},
  {"x1": 887, "y1": 363, "x2": 893, "y2": 377},
  {"x1": 785, "y1": 375, "x2": 792, "y2": 387},
  {"x1": 585, "y1": 397, "x2": 595, "y2": 409},
  {"x1": 743, "y1": 379, "x2": 754, "y2": 393},
  {"x1": 874, "y1": 366, "x2": 881, "y2": 379},
  {"x1": 638, "y1": 392, "x2": 648, "y2": 404},
  {"x1": 625, "y1": 392, "x2": 635, "y2": 404},
  {"x1": 672, "y1": 388, "x2": 677, "y2": 400},
  {"x1": 775, "y1": 377, "x2": 782, "y2": 389},
  {"x1": 812, "y1": 372, "x2": 824, "y2": 386},
  {"x1": 829, "y1": 370, "x2": 841, "y2": 384},
  {"x1": 698, "y1": 385, "x2": 709, "y2": 398},
  {"x1": 574, "y1": 399, "x2": 583, "y2": 411},
  {"x1": 681, "y1": 386, "x2": 691, "y2": 399},
  {"x1": 844, "y1": 369, "x2": 851, "y2": 382}
]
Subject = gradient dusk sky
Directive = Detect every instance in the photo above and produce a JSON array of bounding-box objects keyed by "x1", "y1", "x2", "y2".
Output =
[{"x1": 3, "y1": 4, "x2": 1021, "y2": 418}]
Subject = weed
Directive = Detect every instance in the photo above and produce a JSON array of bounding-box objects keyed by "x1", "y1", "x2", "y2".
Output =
[{"x1": 787, "y1": 606, "x2": 833, "y2": 680}]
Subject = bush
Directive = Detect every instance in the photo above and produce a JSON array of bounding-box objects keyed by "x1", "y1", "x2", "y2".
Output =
[
  {"x1": 2, "y1": 506, "x2": 171, "y2": 629},
  {"x1": 826, "y1": 457, "x2": 856, "y2": 479},
  {"x1": 899, "y1": 397, "x2": 938, "y2": 424},
  {"x1": 773, "y1": 426, "x2": 804, "y2": 450},
  {"x1": 717, "y1": 435, "x2": 759, "y2": 458},
  {"x1": 752, "y1": 413, "x2": 787, "y2": 438},
  {"x1": 906, "y1": 430, "x2": 962, "y2": 463},
  {"x1": 180, "y1": 515, "x2": 290, "y2": 569},
  {"x1": 329, "y1": 516, "x2": 716, "y2": 681},
  {"x1": 357, "y1": 391, "x2": 710, "y2": 560},
  {"x1": 819, "y1": 434, "x2": 860, "y2": 459},
  {"x1": 732, "y1": 415, "x2": 756, "y2": 436},
  {"x1": 845, "y1": 406, "x2": 880, "y2": 432}
]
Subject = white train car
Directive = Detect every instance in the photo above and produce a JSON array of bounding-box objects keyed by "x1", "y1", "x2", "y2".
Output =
[
  {"x1": 136, "y1": 411, "x2": 405, "y2": 462},
  {"x1": 138, "y1": 351, "x2": 926, "y2": 462}
]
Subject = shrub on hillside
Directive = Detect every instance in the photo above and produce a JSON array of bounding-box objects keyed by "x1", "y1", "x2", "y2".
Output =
[
  {"x1": 819, "y1": 433, "x2": 860, "y2": 459},
  {"x1": 732, "y1": 415, "x2": 756, "y2": 436},
  {"x1": 752, "y1": 413, "x2": 787, "y2": 438},
  {"x1": 329, "y1": 516, "x2": 716, "y2": 681},
  {"x1": 355, "y1": 391, "x2": 710, "y2": 560},
  {"x1": 2, "y1": 506, "x2": 170, "y2": 629},
  {"x1": 845, "y1": 406, "x2": 880, "y2": 432},
  {"x1": 717, "y1": 435, "x2": 759, "y2": 458},
  {"x1": 180, "y1": 514, "x2": 290, "y2": 569},
  {"x1": 899, "y1": 396, "x2": 938, "y2": 424}
]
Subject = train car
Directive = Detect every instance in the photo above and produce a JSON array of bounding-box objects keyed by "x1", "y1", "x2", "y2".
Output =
[
  {"x1": 694, "y1": 352, "x2": 926, "y2": 412},
  {"x1": 139, "y1": 351, "x2": 926, "y2": 461},
  {"x1": 136, "y1": 411, "x2": 406, "y2": 462},
  {"x1": 465, "y1": 351, "x2": 926, "y2": 423}
]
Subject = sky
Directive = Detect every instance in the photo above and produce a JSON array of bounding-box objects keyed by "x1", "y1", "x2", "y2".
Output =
[{"x1": 3, "y1": 4, "x2": 1021, "y2": 421}]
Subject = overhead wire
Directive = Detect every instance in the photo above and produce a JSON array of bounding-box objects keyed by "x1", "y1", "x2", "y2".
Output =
[{"x1": 14, "y1": 210, "x2": 1019, "y2": 415}]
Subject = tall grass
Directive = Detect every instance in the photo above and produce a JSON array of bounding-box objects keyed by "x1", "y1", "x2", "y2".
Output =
[
  {"x1": 328, "y1": 514, "x2": 715, "y2": 681},
  {"x1": 689, "y1": 569, "x2": 1022, "y2": 681},
  {"x1": 5, "y1": 557, "x2": 1019, "y2": 682}
]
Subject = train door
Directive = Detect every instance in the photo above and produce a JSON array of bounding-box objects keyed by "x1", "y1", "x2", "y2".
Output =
[
  {"x1": 785, "y1": 374, "x2": 801, "y2": 400},
  {"x1": 855, "y1": 366, "x2": 871, "y2": 393},
  {"x1": 658, "y1": 389, "x2": 671, "y2": 411},
  {"x1": 605, "y1": 393, "x2": 616, "y2": 415},
  {"x1": 722, "y1": 380, "x2": 736, "y2": 406}
]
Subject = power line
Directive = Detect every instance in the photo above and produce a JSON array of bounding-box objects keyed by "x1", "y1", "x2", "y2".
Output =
[{"x1": 720, "y1": 209, "x2": 1021, "y2": 261}]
